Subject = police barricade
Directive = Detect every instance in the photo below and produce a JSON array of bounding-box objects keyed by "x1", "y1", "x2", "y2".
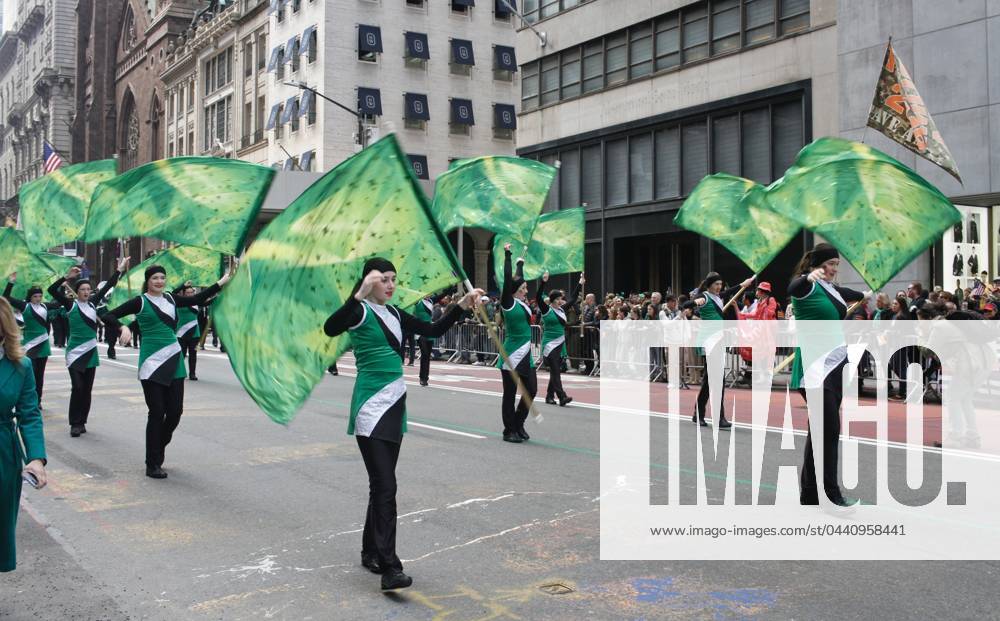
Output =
[{"x1": 433, "y1": 322, "x2": 544, "y2": 367}]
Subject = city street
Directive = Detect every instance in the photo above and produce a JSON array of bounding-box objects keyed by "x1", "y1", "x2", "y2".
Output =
[{"x1": 3, "y1": 348, "x2": 997, "y2": 620}]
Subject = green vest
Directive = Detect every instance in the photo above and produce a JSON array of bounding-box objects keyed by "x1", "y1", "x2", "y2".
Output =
[
  {"x1": 696, "y1": 292, "x2": 725, "y2": 356},
  {"x1": 496, "y1": 298, "x2": 533, "y2": 370},
  {"x1": 176, "y1": 306, "x2": 201, "y2": 340},
  {"x1": 136, "y1": 294, "x2": 186, "y2": 385},
  {"x1": 790, "y1": 281, "x2": 846, "y2": 389},
  {"x1": 412, "y1": 299, "x2": 435, "y2": 343},
  {"x1": 348, "y1": 301, "x2": 407, "y2": 440},
  {"x1": 66, "y1": 301, "x2": 100, "y2": 370},
  {"x1": 20, "y1": 303, "x2": 51, "y2": 359},
  {"x1": 541, "y1": 307, "x2": 567, "y2": 358}
]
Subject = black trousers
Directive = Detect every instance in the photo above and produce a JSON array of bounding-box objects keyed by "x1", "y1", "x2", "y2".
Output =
[
  {"x1": 357, "y1": 435, "x2": 403, "y2": 573},
  {"x1": 695, "y1": 370, "x2": 725, "y2": 421},
  {"x1": 140, "y1": 379, "x2": 185, "y2": 468},
  {"x1": 403, "y1": 333, "x2": 415, "y2": 364},
  {"x1": 68, "y1": 366, "x2": 97, "y2": 426},
  {"x1": 544, "y1": 349, "x2": 567, "y2": 401},
  {"x1": 30, "y1": 356, "x2": 47, "y2": 404},
  {"x1": 800, "y1": 361, "x2": 846, "y2": 503},
  {"x1": 500, "y1": 365, "x2": 537, "y2": 433},
  {"x1": 418, "y1": 338, "x2": 432, "y2": 384},
  {"x1": 179, "y1": 338, "x2": 198, "y2": 377},
  {"x1": 106, "y1": 325, "x2": 118, "y2": 358}
]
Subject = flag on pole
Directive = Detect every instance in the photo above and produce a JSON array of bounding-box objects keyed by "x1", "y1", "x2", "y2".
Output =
[
  {"x1": 866, "y1": 40, "x2": 962, "y2": 183},
  {"x1": 493, "y1": 207, "x2": 586, "y2": 285},
  {"x1": 43, "y1": 141, "x2": 65, "y2": 174}
]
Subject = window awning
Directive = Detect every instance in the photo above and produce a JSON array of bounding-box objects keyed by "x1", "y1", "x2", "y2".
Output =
[
  {"x1": 357, "y1": 87, "x2": 382, "y2": 116},
  {"x1": 299, "y1": 89, "x2": 314, "y2": 119},
  {"x1": 494, "y1": 103, "x2": 517, "y2": 129},
  {"x1": 404, "y1": 93, "x2": 430, "y2": 121},
  {"x1": 407, "y1": 154, "x2": 429, "y2": 180},
  {"x1": 283, "y1": 36, "x2": 299, "y2": 63},
  {"x1": 300, "y1": 25, "x2": 317, "y2": 58},
  {"x1": 450, "y1": 39, "x2": 475, "y2": 65},
  {"x1": 494, "y1": 45, "x2": 517, "y2": 71},
  {"x1": 358, "y1": 24, "x2": 383, "y2": 53},
  {"x1": 265, "y1": 103, "x2": 281, "y2": 129},
  {"x1": 280, "y1": 96, "x2": 298, "y2": 123},
  {"x1": 495, "y1": 0, "x2": 515, "y2": 15},
  {"x1": 301, "y1": 149, "x2": 315, "y2": 171},
  {"x1": 404, "y1": 31, "x2": 429, "y2": 59},
  {"x1": 266, "y1": 45, "x2": 283, "y2": 72},
  {"x1": 450, "y1": 98, "x2": 475, "y2": 125}
]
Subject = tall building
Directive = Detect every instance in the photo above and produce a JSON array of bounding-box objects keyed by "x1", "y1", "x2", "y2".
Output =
[
  {"x1": 0, "y1": 0, "x2": 77, "y2": 228},
  {"x1": 515, "y1": 0, "x2": 834, "y2": 299}
]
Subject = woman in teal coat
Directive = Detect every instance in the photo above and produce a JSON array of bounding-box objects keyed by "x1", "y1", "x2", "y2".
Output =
[{"x1": 0, "y1": 297, "x2": 48, "y2": 572}]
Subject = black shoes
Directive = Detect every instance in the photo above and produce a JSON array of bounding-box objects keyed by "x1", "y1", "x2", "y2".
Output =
[
  {"x1": 70, "y1": 425, "x2": 84, "y2": 437},
  {"x1": 146, "y1": 466, "x2": 168, "y2": 479},
  {"x1": 691, "y1": 414, "x2": 709, "y2": 427},
  {"x1": 189, "y1": 375, "x2": 199, "y2": 381},
  {"x1": 361, "y1": 553, "x2": 385, "y2": 574},
  {"x1": 517, "y1": 427, "x2": 530, "y2": 441},
  {"x1": 419, "y1": 380, "x2": 428, "y2": 386},
  {"x1": 502, "y1": 431, "x2": 523, "y2": 443},
  {"x1": 559, "y1": 396, "x2": 573, "y2": 407},
  {"x1": 545, "y1": 397, "x2": 557, "y2": 405},
  {"x1": 381, "y1": 570, "x2": 412, "y2": 590},
  {"x1": 717, "y1": 417, "x2": 732, "y2": 429}
]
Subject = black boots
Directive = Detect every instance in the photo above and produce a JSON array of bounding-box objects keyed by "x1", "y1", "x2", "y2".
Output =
[
  {"x1": 146, "y1": 466, "x2": 168, "y2": 479},
  {"x1": 381, "y1": 570, "x2": 413, "y2": 590}
]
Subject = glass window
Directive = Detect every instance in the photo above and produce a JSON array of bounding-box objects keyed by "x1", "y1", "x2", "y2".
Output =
[
  {"x1": 654, "y1": 14, "x2": 679, "y2": 71},
  {"x1": 541, "y1": 56, "x2": 560, "y2": 106},
  {"x1": 541, "y1": 153, "x2": 559, "y2": 212},
  {"x1": 522, "y1": 61, "x2": 539, "y2": 110},
  {"x1": 712, "y1": 0, "x2": 740, "y2": 54},
  {"x1": 654, "y1": 127, "x2": 679, "y2": 199},
  {"x1": 771, "y1": 100, "x2": 803, "y2": 177},
  {"x1": 561, "y1": 47, "x2": 581, "y2": 99},
  {"x1": 681, "y1": 121, "x2": 707, "y2": 195},
  {"x1": 605, "y1": 138, "x2": 628, "y2": 206},
  {"x1": 582, "y1": 41, "x2": 603, "y2": 93},
  {"x1": 540, "y1": 0, "x2": 560, "y2": 19},
  {"x1": 780, "y1": 0, "x2": 810, "y2": 34},
  {"x1": 581, "y1": 144, "x2": 602, "y2": 209},
  {"x1": 744, "y1": 0, "x2": 775, "y2": 44},
  {"x1": 257, "y1": 33, "x2": 267, "y2": 70},
  {"x1": 560, "y1": 148, "x2": 580, "y2": 208},
  {"x1": 523, "y1": 0, "x2": 539, "y2": 23},
  {"x1": 629, "y1": 133, "x2": 652, "y2": 202},
  {"x1": 682, "y1": 5, "x2": 709, "y2": 62},
  {"x1": 712, "y1": 114, "x2": 740, "y2": 175},
  {"x1": 629, "y1": 23, "x2": 653, "y2": 79},
  {"x1": 741, "y1": 107, "x2": 770, "y2": 182},
  {"x1": 605, "y1": 31, "x2": 627, "y2": 86}
]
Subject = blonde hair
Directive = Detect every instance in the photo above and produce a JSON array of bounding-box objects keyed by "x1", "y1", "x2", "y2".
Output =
[{"x1": 0, "y1": 298, "x2": 24, "y2": 364}]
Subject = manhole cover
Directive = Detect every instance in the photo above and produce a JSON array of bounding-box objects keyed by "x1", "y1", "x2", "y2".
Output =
[{"x1": 539, "y1": 583, "x2": 575, "y2": 595}]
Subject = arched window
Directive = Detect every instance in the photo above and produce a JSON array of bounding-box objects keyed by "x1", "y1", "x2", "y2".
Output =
[
  {"x1": 121, "y1": 6, "x2": 138, "y2": 52},
  {"x1": 149, "y1": 94, "x2": 161, "y2": 161},
  {"x1": 120, "y1": 90, "x2": 140, "y2": 171}
]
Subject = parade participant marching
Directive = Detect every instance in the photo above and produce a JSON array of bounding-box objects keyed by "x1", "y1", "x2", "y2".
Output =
[
  {"x1": 537, "y1": 271, "x2": 584, "y2": 406},
  {"x1": 410, "y1": 293, "x2": 445, "y2": 387},
  {"x1": 99, "y1": 264, "x2": 232, "y2": 479},
  {"x1": 323, "y1": 258, "x2": 483, "y2": 591},
  {"x1": 691, "y1": 271, "x2": 755, "y2": 428},
  {"x1": 788, "y1": 243, "x2": 868, "y2": 506},
  {"x1": 46, "y1": 257, "x2": 130, "y2": 437},
  {"x1": 4, "y1": 270, "x2": 75, "y2": 407},
  {"x1": 173, "y1": 282, "x2": 213, "y2": 381},
  {"x1": 496, "y1": 244, "x2": 538, "y2": 443},
  {"x1": 0, "y1": 297, "x2": 47, "y2": 573}
]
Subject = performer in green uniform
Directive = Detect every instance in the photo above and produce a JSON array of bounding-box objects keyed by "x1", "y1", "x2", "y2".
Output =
[
  {"x1": 537, "y1": 271, "x2": 583, "y2": 406},
  {"x1": 47, "y1": 257, "x2": 129, "y2": 436},
  {"x1": 0, "y1": 297, "x2": 47, "y2": 573},
  {"x1": 324, "y1": 258, "x2": 483, "y2": 591},
  {"x1": 496, "y1": 244, "x2": 537, "y2": 443},
  {"x1": 173, "y1": 283, "x2": 212, "y2": 381},
  {"x1": 692, "y1": 272, "x2": 754, "y2": 428},
  {"x1": 788, "y1": 243, "x2": 867, "y2": 506},
  {"x1": 5, "y1": 271, "x2": 75, "y2": 407},
  {"x1": 100, "y1": 265, "x2": 232, "y2": 479},
  {"x1": 410, "y1": 293, "x2": 446, "y2": 386}
]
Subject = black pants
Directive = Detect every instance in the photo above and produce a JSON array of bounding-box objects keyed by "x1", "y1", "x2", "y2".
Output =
[
  {"x1": 418, "y1": 338, "x2": 432, "y2": 384},
  {"x1": 695, "y1": 370, "x2": 725, "y2": 421},
  {"x1": 106, "y1": 325, "x2": 118, "y2": 358},
  {"x1": 30, "y1": 356, "x2": 47, "y2": 404},
  {"x1": 180, "y1": 338, "x2": 198, "y2": 377},
  {"x1": 357, "y1": 435, "x2": 403, "y2": 573},
  {"x1": 800, "y1": 361, "x2": 846, "y2": 503},
  {"x1": 403, "y1": 333, "x2": 415, "y2": 364},
  {"x1": 544, "y1": 349, "x2": 567, "y2": 401},
  {"x1": 500, "y1": 365, "x2": 537, "y2": 433},
  {"x1": 68, "y1": 366, "x2": 97, "y2": 426},
  {"x1": 140, "y1": 379, "x2": 185, "y2": 468}
]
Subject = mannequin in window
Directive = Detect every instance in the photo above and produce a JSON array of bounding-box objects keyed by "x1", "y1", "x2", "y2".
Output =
[
  {"x1": 953, "y1": 220, "x2": 963, "y2": 242},
  {"x1": 969, "y1": 217, "x2": 979, "y2": 244},
  {"x1": 969, "y1": 249, "x2": 979, "y2": 276},
  {"x1": 953, "y1": 251, "x2": 964, "y2": 276}
]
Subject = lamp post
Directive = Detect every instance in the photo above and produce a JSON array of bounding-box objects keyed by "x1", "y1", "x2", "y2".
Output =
[{"x1": 283, "y1": 80, "x2": 368, "y2": 149}]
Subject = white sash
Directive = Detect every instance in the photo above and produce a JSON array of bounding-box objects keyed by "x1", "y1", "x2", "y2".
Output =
[
  {"x1": 76, "y1": 301, "x2": 97, "y2": 323},
  {"x1": 29, "y1": 303, "x2": 47, "y2": 322},
  {"x1": 139, "y1": 341, "x2": 182, "y2": 380},
  {"x1": 177, "y1": 319, "x2": 198, "y2": 338},
  {"x1": 502, "y1": 340, "x2": 531, "y2": 371},
  {"x1": 368, "y1": 302, "x2": 402, "y2": 344},
  {"x1": 354, "y1": 377, "x2": 406, "y2": 438},
  {"x1": 67, "y1": 338, "x2": 98, "y2": 367},
  {"x1": 25, "y1": 332, "x2": 50, "y2": 351},
  {"x1": 144, "y1": 293, "x2": 176, "y2": 320},
  {"x1": 543, "y1": 335, "x2": 566, "y2": 357}
]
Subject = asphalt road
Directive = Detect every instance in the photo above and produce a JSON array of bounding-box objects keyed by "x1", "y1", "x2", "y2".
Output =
[{"x1": 2, "y1": 347, "x2": 998, "y2": 620}]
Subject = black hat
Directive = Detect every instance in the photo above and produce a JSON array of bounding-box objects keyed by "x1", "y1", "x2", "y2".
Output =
[
  {"x1": 361, "y1": 257, "x2": 396, "y2": 278},
  {"x1": 144, "y1": 265, "x2": 167, "y2": 281},
  {"x1": 72, "y1": 278, "x2": 92, "y2": 293},
  {"x1": 26, "y1": 286, "x2": 42, "y2": 298},
  {"x1": 809, "y1": 243, "x2": 839, "y2": 268},
  {"x1": 699, "y1": 272, "x2": 723, "y2": 291}
]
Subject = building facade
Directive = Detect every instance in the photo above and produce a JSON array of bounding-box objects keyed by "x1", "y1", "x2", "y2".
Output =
[
  {"x1": 515, "y1": 0, "x2": 835, "y2": 299},
  {"x1": 0, "y1": 0, "x2": 77, "y2": 228}
]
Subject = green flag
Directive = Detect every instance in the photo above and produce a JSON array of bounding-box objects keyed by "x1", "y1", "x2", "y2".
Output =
[
  {"x1": 214, "y1": 135, "x2": 464, "y2": 424},
  {"x1": 18, "y1": 159, "x2": 117, "y2": 252},
  {"x1": 0, "y1": 228, "x2": 78, "y2": 299},
  {"x1": 767, "y1": 137, "x2": 960, "y2": 290},
  {"x1": 493, "y1": 207, "x2": 585, "y2": 285},
  {"x1": 674, "y1": 173, "x2": 801, "y2": 274},
  {"x1": 103, "y1": 245, "x2": 225, "y2": 315},
  {"x1": 84, "y1": 157, "x2": 274, "y2": 255},
  {"x1": 431, "y1": 156, "x2": 556, "y2": 246}
]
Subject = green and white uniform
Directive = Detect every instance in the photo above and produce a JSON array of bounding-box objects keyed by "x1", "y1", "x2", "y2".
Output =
[
  {"x1": 412, "y1": 299, "x2": 435, "y2": 343},
  {"x1": 176, "y1": 305, "x2": 201, "y2": 341},
  {"x1": 789, "y1": 279, "x2": 855, "y2": 390},
  {"x1": 496, "y1": 297, "x2": 533, "y2": 372}
]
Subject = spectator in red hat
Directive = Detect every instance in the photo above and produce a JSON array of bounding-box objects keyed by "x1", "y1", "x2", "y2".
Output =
[
  {"x1": 737, "y1": 281, "x2": 779, "y2": 320},
  {"x1": 983, "y1": 302, "x2": 997, "y2": 319}
]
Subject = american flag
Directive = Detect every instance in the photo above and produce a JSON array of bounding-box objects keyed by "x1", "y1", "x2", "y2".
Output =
[
  {"x1": 972, "y1": 279, "x2": 986, "y2": 297},
  {"x1": 43, "y1": 140, "x2": 65, "y2": 173}
]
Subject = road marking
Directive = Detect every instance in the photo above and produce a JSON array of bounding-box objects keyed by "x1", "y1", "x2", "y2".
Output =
[{"x1": 408, "y1": 422, "x2": 486, "y2": 439}]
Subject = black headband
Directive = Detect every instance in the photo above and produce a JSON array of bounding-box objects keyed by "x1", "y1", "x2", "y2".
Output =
[
  {"x1": 145, "y1": 265, "x2": 167, "y2": 281},
  {"x1": 72, "y1": 279, "x2": 92, "y2": 293},
  {"x1": 700, "y1": 272, "x2": 723, "y2": 290},
  {"x1": 362, "y1": 257, "x2": 396, "y2": 278},
  {"x1": 26, "y1": 286, "x2": 42, "y2": 298},
  {"x1": 809, "y1": 243, "x2": 839, "y2": 268}
]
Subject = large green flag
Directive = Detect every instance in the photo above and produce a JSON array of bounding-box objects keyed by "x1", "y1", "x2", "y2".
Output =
[
  {"x1": 674, "y1": 173, "x2": 801, "y2": 274},
  {"x1": 431, "y1": 156, "x2": 556, "y2": 246},
  {"x1": 214, "y1": 135, "x2": 464, "y2": 424},
  {"x1": 493, "y1": 207, "x2": 585, "y2": 285},
  {"x1": 18, "y1": 159, "x2": 117, "y2": 252},
  {"x1": 103, "y1": 245, "x2": 224, "y2": 314},
  {"x1": 0, "y1": 228, "x2": 78, "y2": 299},
  {"x1": 767, "y1": 137, "x2": 960, "y2": 290},
  {"x1": 84, "y1": 157, "x2": 274, "y2": 255}
]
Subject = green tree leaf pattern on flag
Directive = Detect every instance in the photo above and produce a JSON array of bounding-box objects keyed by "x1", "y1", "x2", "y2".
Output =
[
  {"x1": 84, "y1": 157, "x2": 274, "y2": 255},
  {"x1": 493, "y1": 207, "x2": 586, "y2": 285},
  {"x1": 18, "y1": 159, "x2": 117, "y2": 253},
  {"x1": 104, "y1": 245, "x2": 225, "y2": 316},
  {"x1": 213, "y1": 135, "x2": 462, "y2": 424}
]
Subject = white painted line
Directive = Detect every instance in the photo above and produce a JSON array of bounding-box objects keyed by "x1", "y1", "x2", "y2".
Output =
[{"x1": 408, "y1": 422, "x2": 486, "y2": 439}]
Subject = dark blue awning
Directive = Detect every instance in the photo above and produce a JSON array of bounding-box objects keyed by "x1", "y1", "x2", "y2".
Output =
[
  {"x1": 358, "y1": 24, "x2": 383, "y2": 53},
  {"x1": 265, "y1": 103, "x2": 281, "y2": 129},
  {"x1": 404, "y1": 93, "x2": 430, "y2": 121},
  {"x1": 407, "y1": 154, "x2": 429, "y2": 180},
  {"x1": 283, "y1": 36, "x2": 299, "y2": 64},
  {"x1": 450, "y1": 98, "x2": 475, "y2": 125},
  {"x1": 494, "y1": 103, "x2": 516, "y2": 129},
  {"x1": 300, "y1": 25, "x2": 316, "y2": 58},
  {"x1": 357, "y1": 87, "x2": 382, "y2": 116},
  {"x1": 299, "y1": 89, "x2": 314, "y2": 120},
  {"x1": 450, "y1": 39, "x2": 475, "y2": 65},
  {"x1": 301, "y1": 150, "x2": 315, "y2": 172},
  {"x1": 404, "y1": 31, "x2": 429, "y2": 60},
  {"x1": 280, "y1": 96, "x2": 298, "y2": 123},
  {"x1": 495, "y1": 0, "x2": 515, "y2": 14},
  {"x1": 453, "y1": 0, "x2": 475, "y2": 6},
  {"x1": 266, "y1": 45, "x2": 283, "y2": 72},
  {"x1": 494, "y1": 45, "x2": 517, "y2": 71}
]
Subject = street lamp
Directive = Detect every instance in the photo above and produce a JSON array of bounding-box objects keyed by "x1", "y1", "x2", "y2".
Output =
[{"x1": 283, "y1": 80, "x2": 369, "y2": 149}]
